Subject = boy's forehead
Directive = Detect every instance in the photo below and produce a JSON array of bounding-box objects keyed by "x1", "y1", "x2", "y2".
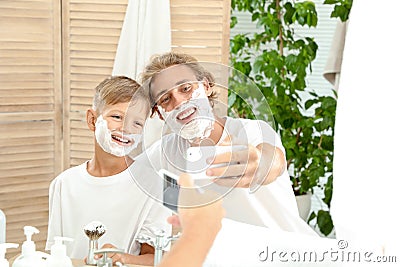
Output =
[
  {"x1": 129, "y1": 97, "x2": 149, "y2": 109},
  {"x1": 101, "y1": 101, "x2": 130, "y2": 113},
  {"x1": 102, "y1": 98, "x2": 149, "y2": 113}
]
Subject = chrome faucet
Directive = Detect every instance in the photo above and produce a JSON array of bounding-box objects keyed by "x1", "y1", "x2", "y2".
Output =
[
  {"x1": 136, "y1": 228, "x2": 181, "y2": 266},
  {"x1": 94, "y1": 247, "x2": 126, "y2": 267}
]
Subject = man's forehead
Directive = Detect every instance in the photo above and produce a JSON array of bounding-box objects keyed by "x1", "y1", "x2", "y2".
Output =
[
  {"x1": 150, "y1": 64, "x2": 198, "y2": 101},
  {"x1": 153, "y1": 65, "x2": 197, "y2": 88}
]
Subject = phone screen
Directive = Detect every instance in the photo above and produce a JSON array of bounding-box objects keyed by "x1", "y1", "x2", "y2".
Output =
[{"x1": 160, "y1": 171, "x2": 180, "y2": 213}]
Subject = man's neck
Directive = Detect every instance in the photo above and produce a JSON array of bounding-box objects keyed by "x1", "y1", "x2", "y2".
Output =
[{"x1": 203, "y1": 116, "x2": 226, "y2": 145}]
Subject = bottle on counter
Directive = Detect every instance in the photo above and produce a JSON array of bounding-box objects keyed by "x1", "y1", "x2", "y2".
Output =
[
  {"x1": 0, "y1": 243, "x2": 18, "y2": 267},
  {"x1": 46, "y1": 236, "x2": 73, "y2": 267},
  {"x1": 12, "y1": 226, "x2": 48, "y2": 267}
]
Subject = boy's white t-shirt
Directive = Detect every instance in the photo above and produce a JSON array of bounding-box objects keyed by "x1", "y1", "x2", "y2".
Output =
[
  {"x1": 46, "y1": 161, "x2": 171, "y2": 259},
  {"x1": 138, "y1": 117, "x2": 316, "y2": 235}
]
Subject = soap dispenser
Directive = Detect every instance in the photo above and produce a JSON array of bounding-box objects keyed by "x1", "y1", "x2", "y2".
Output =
[
  {"x1": 0, "y1": 243, "x2": 18, "y2": 267},
  {"x1": 46, "y1": 236, "x2": 73, "y2": 267},
  {"x1": 12, "y1": 226, "x2": 48, "y2": 267}
]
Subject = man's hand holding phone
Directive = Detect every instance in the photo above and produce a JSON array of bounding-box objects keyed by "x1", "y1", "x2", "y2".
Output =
[
  {"x1": 185, "y1": 144, "x2": 247, "y2": 180},
  {"x1": 168, "y1": 174, "x2": 224, "y2": 234}
]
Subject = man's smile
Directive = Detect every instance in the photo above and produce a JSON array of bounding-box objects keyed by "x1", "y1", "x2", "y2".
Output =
[{"x1": 176, "y1": 106, "x2": 197, "y2": 124}]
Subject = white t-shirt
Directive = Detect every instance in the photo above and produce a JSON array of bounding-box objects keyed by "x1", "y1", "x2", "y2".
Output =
[
  {"x1": 137, "y1": 117, "x2": 316, "y2": 235},
  {"x1": 46, "y1": 161, "x2": 171, "y2": 259}
]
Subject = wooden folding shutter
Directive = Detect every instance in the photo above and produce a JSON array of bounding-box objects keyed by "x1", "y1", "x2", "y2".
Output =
[
  {"x1": 63, "y1": 0, "x2": 129, "y2": 168},
  {"x1": 170, "y1": 0, "x2": 231, "y2": 115},
  {"x1": 0, "y1": 0, "x2": 62, "y2": 258},
  {"x1": 170, "y1": 0, "x2": 230, "y2": 63},
  {"x1": 0, "y1": 0, "x2": 231, "y2": 259}
]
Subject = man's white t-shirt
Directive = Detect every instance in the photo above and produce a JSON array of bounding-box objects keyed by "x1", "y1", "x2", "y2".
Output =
[
  {"x1": 46, "y1": 161, "x2": 171, "y2": 259},
  {"x1": 137, "y1": 117, "x2": 316, "y2": 235}
]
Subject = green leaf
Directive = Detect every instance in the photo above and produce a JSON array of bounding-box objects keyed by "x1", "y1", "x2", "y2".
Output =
[
  {"x1": 283, "y1": 2, "x2": 295, "y2": 24},
  {"x1": 230, "y1": 16, "x2": 238, "y2": 29},
  {"x1": 325, "y1": 0, "x2": 353, "y2": 21},
  {"x1": 311, "y1": 13, "x2": 318, "y2": 26},
  {"x1": 228, "y1": 92, "x2": 237, "y2": 107},
  {"x1": 305, "y1": 99, "x2": 317, "y2": 110},
  {"x1": 233, "y1": 61, "x2": 252, "y2": 76},
  {"x1": 320, "y1": 135, "x2": 334, "y2": 151},
  {"x1": 230, "y1": 37, "x2": 242, "y2": 54},
  {"x1": 321, "y1": 96, "x2": 337, "y2": 110},
  {"x1": 323, "y1": 175, "x2": 333, "y2": 206},
  {"x1": 307, "y1": 211, "x2": 317, "y2": 224},
  {"x1": 282, "y1": 118, "x2": 295, "y2": 128},
  {"x1": 251, "y1": 12, "x2": 260, "y2": 22},
  {"x1": 317, "y1": 210, "x2": 334, "y2": 236},
  {"x1": 323, "y1": 0, "x2": 338, "y2": 4},
  {"x1": 253, "y1": 58, "x2": 263, "y2": 74}
]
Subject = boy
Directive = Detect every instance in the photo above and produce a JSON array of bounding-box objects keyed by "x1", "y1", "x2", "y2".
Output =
[
  {"x1": 136, "y1": 52, "x2": 316, "y2": 234},
  {"x1": 46, "y1": 76, "x2": 171, "y2": 265}
]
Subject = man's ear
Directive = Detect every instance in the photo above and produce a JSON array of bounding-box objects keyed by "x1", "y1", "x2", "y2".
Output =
[
  {"x1": 86, "y1": 108, "x2": 97, "y2": 131},
  {"x1": 202, "y1": 78, "x2": 212, "y2": 96},
  {"x1": 150, "y1": 106, "x2": 165, "y2": 121},
  {"x1": 156, "y1": 108, "x2": 164, "y2": 121}
]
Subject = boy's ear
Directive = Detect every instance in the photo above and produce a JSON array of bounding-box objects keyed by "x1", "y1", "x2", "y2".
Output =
[{"x1": 86, "y1": 108, "x2": 97, "y2": 131}]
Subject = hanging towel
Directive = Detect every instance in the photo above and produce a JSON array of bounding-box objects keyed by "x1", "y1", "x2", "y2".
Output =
[
  {"x1": 322, "y1": 20, "x2": 348, "y2": 92},
  {"x1": 112, "y1": 0, "x2": 171, "y2": 80},
  {"x1": 112, "y1": 0, "x2": 171, "y2": 149}
]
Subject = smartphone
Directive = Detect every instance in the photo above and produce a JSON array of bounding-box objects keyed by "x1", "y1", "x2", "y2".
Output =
[
  {"x1": 158, "y1": 145, "x2": 246, "y2": 211},
  {"x1": 185, "y1": 145, "x2": 247, "y2": 180},
  {"x1": 158, "y1": 169, "x2": 205, "y2": 213}
]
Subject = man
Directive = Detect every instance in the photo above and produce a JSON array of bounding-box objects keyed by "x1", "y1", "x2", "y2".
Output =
[{"x1": 134, "y1": 52, "x2": 315, "y2": 235}]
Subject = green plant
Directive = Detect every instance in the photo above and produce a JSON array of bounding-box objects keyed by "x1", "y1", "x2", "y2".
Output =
[{"x1": 229, "y1": 0, "x2": 352, "y2": 236}]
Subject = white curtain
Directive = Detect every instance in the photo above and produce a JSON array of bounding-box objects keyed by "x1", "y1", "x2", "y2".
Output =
[
  {"x1": 331, "y1": 0, "x2": 400, "y2": 257},
  {"x1": 112, "y1": 0, "x2": 171, "y2": 149}
]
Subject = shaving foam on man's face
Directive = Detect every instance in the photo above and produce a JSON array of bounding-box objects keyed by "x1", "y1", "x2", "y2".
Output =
[
  {"x1": 95, "y1": 115, "x2": 142, "y2": 157},
  {"x1": 157, "y1": 82, "x2": 215, "y2": 142}
]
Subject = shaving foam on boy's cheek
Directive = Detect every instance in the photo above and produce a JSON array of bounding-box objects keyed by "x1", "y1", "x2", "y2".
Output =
[
  {"x1": 158, "y1": 83, "x2": 215, "y2": 142},
  {"x1": 94, "y1": 115, "x2": 142, "y2": 157}
]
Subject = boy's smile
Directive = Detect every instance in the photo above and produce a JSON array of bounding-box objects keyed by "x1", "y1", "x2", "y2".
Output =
[{"x1": 111, "y1": 132, "x2": 133, "y2": 146}]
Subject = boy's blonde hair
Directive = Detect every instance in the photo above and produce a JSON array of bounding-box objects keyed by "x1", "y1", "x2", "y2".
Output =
[
  {"x1": 140, "y1": 52, "x2": 217, "y2": 114},
  {"x1": 92, "y1": 76, "x2": 150, "y2": 114}
]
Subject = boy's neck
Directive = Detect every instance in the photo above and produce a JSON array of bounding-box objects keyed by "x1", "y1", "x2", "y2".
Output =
[{"x1": 87, "y1": 145, "x2": 134, "y2": 177}]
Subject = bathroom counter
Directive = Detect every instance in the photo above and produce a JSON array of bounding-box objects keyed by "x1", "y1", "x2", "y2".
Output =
[
  {"x1": 8, "y1": 257, "x2": 149, "y2": 267},
  {"x1": 72, "y1": 259, "x2": 150, "y2": 266}
]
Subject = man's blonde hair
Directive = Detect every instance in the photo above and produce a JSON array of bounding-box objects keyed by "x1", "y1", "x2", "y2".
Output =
[
  {"x1": 93, "y1": 76, "x2": 149, "y2": 114},
  {"x1": 140, "y1": 52, "x2": 217, "y2": 110}
]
